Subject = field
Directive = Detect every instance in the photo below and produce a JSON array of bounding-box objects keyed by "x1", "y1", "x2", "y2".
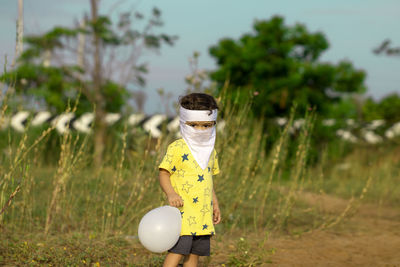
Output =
[{"x1": 0, "y1": 102, "x2": 399, "y2": 266}]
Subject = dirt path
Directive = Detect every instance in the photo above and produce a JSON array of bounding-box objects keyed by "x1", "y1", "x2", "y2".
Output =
[
  {"x1": 211, "y1": 193, "x2": 400, "y2": 266},
  {"x1": 265, "y1": 193, "x2": 399, "y2": 266},
  {"x1": 269, "y1": 225, "x2": 400, "y2": 266}
]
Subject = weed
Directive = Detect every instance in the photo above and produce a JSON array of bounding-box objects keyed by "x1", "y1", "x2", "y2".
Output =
[{"x1": 0, "y1": 89, "x2": 398, "y2": 265}]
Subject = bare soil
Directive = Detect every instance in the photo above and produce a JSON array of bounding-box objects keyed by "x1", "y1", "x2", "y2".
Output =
[{"x1": 210, "y1": 193, "x2": 400, "y2": 266}]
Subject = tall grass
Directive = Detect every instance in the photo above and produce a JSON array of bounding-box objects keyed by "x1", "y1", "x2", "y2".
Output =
[{"x1": 0, "y1": 88, "x2": 399, "y2": 241}]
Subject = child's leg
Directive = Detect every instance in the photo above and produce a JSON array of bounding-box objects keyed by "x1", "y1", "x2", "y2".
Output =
[
  {"x1": 163, "y1": 252, "x2": 183, "y2": 267},
  {"x1": 183, "y1": 254, "x2": 199, "y2": 267}
]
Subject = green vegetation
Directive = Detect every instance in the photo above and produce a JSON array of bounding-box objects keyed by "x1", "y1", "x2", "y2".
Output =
[
  {"x1": 0, "y1": 7, "x2": 175, "y2": 115},
  {"x1": 209, "y1": 16, "x2": 366, "y2": 119},
  {"x1": 362, "y1": 93, "x2": 400, "y2": 123},
  {"x1": 1, "y1": 6, "x2": 399, "y2": 265},
  {"x1": 0, "y1": 3, "x2": 177, "y2": 166},
  {"x1": 0, "y1": 92, "x2": 399, "y2": 265}
]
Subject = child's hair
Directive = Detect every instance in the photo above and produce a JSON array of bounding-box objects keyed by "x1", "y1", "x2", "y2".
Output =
[{"x1": 179, "y1": 93, "x2": 219, "y2": 115}]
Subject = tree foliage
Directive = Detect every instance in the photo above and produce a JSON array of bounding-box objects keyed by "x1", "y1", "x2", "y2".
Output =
[
  {"x1": 368, "y1": 39, "x2": 400, "y2": 123},
  {"x1": 209, "y1": 16, "x2": 366, "y2": 118},
  {"x1": 362, "y1": 93, "x2": 400, "y2": 123},
  {"x1": 1, "y1": 7, "x2": 176, "y2": 115}
]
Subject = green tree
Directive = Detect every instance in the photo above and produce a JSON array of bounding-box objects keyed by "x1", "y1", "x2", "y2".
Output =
[
  {"x1": 1, "y1": 1, "x2": 176, "y2": 165},
  {"x1": 362, "y1": 93, "x2": 400, "y2": 123},
  {"x1": 369, "y1": 39, "x2": 400, "y2": 123},
  {"x1": 209, "y1": 16, "x2": 366, "y2": 118}
]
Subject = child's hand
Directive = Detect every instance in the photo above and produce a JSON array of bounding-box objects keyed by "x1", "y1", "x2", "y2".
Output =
[
  {"x1": 213, "y1": 205, "x2": 221, "y2": 224},
  {"x1": 167, "y1": 192, "x2": 184, "y2": 208}
]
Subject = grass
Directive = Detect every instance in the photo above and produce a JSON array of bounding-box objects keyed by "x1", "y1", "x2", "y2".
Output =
[
  {"x1": 0, "y1": 230, "x2": 165, "y2": 266},
  {"x1": 304, "y1": 143, "x2": 400, "y2": 208},
  {"x1": 0, "y1": 91, "x2": 399, "y2": 265}
]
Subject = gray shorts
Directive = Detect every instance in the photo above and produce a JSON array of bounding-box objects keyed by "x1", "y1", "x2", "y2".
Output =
[{"x1": 168, "y1": 235, "x2": 211, "y2": 256}]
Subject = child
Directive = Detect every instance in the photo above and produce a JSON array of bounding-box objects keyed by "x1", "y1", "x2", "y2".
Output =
[{"x1": 158, "y1": 93, "x2": 221, "y2": 267}]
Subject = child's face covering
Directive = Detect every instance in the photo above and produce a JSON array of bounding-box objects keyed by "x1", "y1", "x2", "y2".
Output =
[{"x1": 185, "y1": 121, "x2": 216, "y2": 130}]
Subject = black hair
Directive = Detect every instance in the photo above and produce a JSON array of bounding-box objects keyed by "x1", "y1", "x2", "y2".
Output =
[{"x1": 179, "y1": 93, "x2": 219, "y2": 115}]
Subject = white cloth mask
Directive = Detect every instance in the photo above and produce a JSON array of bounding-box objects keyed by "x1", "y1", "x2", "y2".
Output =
[{"x1": 179, "y1": 107, "x2": 217, "y2": 170}]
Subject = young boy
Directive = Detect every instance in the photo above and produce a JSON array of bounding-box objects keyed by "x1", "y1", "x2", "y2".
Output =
[{"x1": 158, "y1": 93, "x2": 221, "y2": 267}]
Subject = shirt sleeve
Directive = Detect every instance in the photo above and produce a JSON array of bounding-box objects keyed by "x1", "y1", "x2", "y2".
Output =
[
  {"x1": 158, "y1": 143, "x2": 177, "y2": 174},
  {"x1": 212, "y1": 150, "x2": 220, "y2": 175}
]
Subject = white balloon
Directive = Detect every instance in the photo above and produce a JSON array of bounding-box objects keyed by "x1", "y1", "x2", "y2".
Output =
[{"x1": 138, "y1": 205, "x2": 182, "y2": 253}]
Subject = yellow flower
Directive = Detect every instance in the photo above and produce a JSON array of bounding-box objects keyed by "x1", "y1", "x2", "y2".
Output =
[{"x1": 94, "y1": 262, "x2": 100, "y2": 267}]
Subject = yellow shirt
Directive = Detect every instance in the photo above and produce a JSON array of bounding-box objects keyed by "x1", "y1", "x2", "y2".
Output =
[{"x1": 159, "y1": 138, "x2": 220, "y2": 236}]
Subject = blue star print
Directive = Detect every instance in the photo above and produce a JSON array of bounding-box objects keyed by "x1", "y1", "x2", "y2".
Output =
[
  {"x1": 208, "y1": 167, "x2": 211, "y2": 172},
  {"x1": 182, "y1": 153, "x2": 189, "y2": 162},
  {"x1": 202, "y1": 224, "x2": 208, "y2": 230},
  {"x1": 197, "y1": 175, "x2": 204, "y2": 182},
  {"x1": 180, "y1": 211, "x2": 184, "y2": 217},
  {"x1": 193, "y1": 197, "x2": 199, "y2": 203},
  {"x1": 191, "y1": 232, "x2": 197, "y2": 236},
  {"x1": 172, "y1": 166, "x2": 176, "y2": 172}
]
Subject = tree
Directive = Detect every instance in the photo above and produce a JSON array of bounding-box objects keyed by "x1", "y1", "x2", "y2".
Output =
[
  {"x1": 1, "y1": 1, "x2": 176, "y2": 165},
  {"x1": 209, "y1": 16, "x2": 366, "y2": 118},
  {"x1": 368, "y1": 39, "x2": 400, "y2": 123},
  {"x1": 362, "y1": 94, "x2": 400, "y2": 123}
]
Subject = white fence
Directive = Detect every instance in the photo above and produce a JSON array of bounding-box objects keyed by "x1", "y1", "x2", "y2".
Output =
[{"x1": 1, "y1": 111, "x2": 399, "y2": 143}]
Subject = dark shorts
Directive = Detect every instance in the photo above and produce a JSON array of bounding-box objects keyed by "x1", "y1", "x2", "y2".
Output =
[{"x1": 168, "y1": 235, "x2": 211, "y2": 256}]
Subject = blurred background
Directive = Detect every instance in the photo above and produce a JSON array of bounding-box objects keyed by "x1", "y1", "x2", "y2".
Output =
[
  {"x1": 0, "y1": 1, "x2": 399, "y2": 265},
  {"x1": 1, "y1": 0, "x2": 399, "y2": 114}
]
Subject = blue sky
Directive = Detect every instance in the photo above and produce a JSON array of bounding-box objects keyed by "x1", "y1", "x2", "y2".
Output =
[{"x1": 1, "y1": 0, "x2": 399, "y2": 114}]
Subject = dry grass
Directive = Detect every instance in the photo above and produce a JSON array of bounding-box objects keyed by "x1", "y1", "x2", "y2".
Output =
[{"x1": 0, "y1": 88, "x2": 399, "y2": 265}]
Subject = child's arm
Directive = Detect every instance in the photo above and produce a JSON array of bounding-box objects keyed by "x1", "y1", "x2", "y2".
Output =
[
  {"x1": 159, "y1": 168, "x2": 184, "y2": 207},
  {"x1": 212, "y1": 188, "x2": 221, "y2": 224}
]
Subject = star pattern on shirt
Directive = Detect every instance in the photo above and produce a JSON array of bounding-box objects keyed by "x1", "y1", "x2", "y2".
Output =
[
  {"x1": 197, "y1": 175, "x2": 204, "y2": 182},
  {"x1": 200, "y1": 204, "x2": 210, "y2": 216},
  {"x1": 177, "y1": 169, "x2": 185, "y2": 178},
  {"x1": 163, "y1": 139, "x2": 218, "y2": 236},
  {"x1": 181, "y1": 181, "x2": 193, "y2": 193},
  {"x1": 174, "y1": 140, "x2": 185, "y2": 149},
  {"x1": 204, "y1": 188, "x2": 211, "y2": 197},
  {"x1": 193, "y1": 160, "x2": 200, "y2": 169},
  {"x1": 164, "y1": 153, "x2": 173, "y2": 164},
  {"x1": 187, "y1": 216, "x2": 197, "y2": 226}
]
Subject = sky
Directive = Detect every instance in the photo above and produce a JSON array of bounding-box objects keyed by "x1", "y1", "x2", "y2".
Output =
[{"x1": 1, "y1": 0, "x2": 400, "y2": 114}]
